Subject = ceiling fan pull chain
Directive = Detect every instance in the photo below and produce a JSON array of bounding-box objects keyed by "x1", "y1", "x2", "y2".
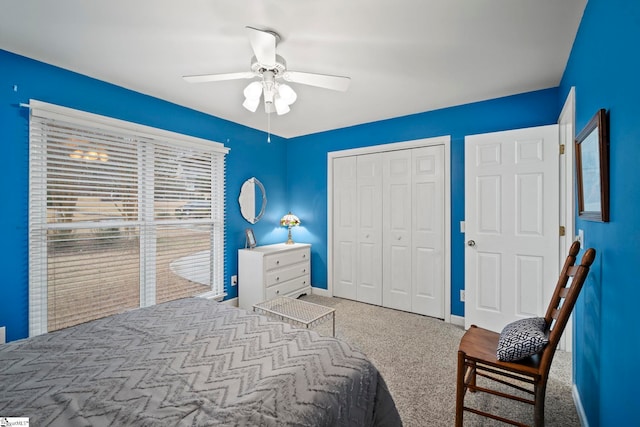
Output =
[{"x1": 267, "y1": 111, "x2": 271, "y2": 143}]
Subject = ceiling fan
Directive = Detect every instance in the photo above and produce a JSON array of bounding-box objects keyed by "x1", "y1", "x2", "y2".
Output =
[{"x1": 183, "y1": 26, "x2": 351, "y2": 115}]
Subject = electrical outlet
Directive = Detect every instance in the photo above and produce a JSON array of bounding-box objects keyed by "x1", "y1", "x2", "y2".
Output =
[
  {"x1": 231, "y1": 275, "x2": 238, "y2": 286},
  {"x1": 460, "y1": 290, "x2": 465, "y2": 302}
]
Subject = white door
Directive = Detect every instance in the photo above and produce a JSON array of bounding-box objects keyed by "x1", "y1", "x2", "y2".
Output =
[
  {"x1": 412, "y1": 145, "x2": 445, "y2": 318},
  {"x1": 465, "y1": 125, "x2": 559, "y2": 332},
  {"x1": 382, "y1": 150, "x2": 412, "y2": 311},
  {"x1": 356, "y1": 153, "x2": 383, "y2": 305},
  {"x1": 332, "y1": 156, "x2": 357, "y2": 300}
]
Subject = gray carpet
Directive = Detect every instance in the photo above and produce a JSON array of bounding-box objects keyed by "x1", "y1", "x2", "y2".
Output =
[{"x1": 299, "y1": 294, "x2": 580, "y2": 427}]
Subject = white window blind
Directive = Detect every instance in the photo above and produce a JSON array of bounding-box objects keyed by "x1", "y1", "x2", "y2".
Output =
[{"x1": 28, "y1": 100, "x2": 228, "y2": 336}]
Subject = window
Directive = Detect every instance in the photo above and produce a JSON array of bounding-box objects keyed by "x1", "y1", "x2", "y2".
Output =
[{"x1": 28, "y1": 100, "x2": 228, "y2": 336}]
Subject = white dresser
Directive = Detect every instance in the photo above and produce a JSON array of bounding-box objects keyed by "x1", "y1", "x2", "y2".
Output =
[{"x1": 238, "y1": 243, "x2": 311, "y2": 310}]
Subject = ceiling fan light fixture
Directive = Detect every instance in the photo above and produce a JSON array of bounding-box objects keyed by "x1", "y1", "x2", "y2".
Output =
[
  {"x1": 274, "y1": 96, "x2": 291, "y2": 115},
  {"x1": 277, "y1": 83, "x2": 297, "y2": 105},
  {"x1": 243, "y1": 81, "x2": 263, "y2": 99},
  {"x1": 242, "y1": 96, "x2": 260, "y2": 112}
]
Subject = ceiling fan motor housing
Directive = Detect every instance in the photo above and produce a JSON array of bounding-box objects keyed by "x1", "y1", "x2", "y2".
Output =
[{"x1": 251, "y1": 55, "x2": 287, "y2": 76}]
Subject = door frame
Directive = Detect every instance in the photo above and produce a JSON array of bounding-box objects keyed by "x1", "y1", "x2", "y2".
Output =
[
  {"x1": 327, "y1": 136, "x2": 452, "y2": 323},
  {"x1": 558, "y1": 87, "x2": 576, "y2": 352}
]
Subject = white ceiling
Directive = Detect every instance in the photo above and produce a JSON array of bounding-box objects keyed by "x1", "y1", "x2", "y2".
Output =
[{"x1": 0, "y1": 0, "x2": 586, "y2": 139}]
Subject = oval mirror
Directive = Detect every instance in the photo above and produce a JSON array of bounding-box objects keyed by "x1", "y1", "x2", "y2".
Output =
[{"x1": 238, "y1": 177, "x2": 267, "y2": 224}]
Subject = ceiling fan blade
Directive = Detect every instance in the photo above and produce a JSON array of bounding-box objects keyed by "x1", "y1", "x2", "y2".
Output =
[
  {"x1": 282, "y1": 71, "x2": 351, "y2": 92},
  {"x1": 183, "y1": 71, "x2": 255, "y2": 83},
  {"x1": 246, "y1": 26, "x2": 277, "y2": 67}
]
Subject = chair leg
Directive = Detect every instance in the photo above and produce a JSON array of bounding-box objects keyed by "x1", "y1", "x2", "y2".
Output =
[
  {"x1": 469, "y1": 360, "x2": 476, "y2": 392},
  {"x1": 455, "y1": 351, "x2": 466, "y2": 427},
  {"x1": 534, "y1": 382, "x2": 547, "y2": 427}
]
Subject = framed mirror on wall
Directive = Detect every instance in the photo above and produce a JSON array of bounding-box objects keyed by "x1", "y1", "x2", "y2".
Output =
[
  {"x1": 238, "y1": 177, "x2": 267, "y2": 224},
  {"x1": 575, "y1": 109, "x2": 609, "y2": 222}
]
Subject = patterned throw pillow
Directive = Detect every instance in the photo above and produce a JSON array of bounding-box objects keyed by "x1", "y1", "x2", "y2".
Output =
[{"x1": 496, "y1": 317, "x2": 549, "y2": 362}]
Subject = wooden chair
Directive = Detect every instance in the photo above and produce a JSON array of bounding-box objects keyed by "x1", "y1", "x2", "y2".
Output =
[{"x1": 455, "y1": 241, "x2": 595, "y2": 426}]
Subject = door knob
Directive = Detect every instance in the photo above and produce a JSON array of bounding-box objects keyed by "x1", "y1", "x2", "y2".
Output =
[{"x1": 467, "y1": 240, "x2": 476, "y2": 247}]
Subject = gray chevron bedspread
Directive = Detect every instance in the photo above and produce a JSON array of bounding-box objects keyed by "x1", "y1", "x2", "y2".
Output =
[{"x1": 0, "y1": 298, "x2": 401, "y2": 426}]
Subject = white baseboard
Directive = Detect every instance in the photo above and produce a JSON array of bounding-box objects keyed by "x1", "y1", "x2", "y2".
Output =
[
  {"x1": 572, "y1": 384, "x2": 589, "y2": 427},
  {"x1": 311, "y1": 287, "x2": 331, "y2": 297},
  {"x1": 450, "y1": 314, "x2": 465, "y2": 327}
]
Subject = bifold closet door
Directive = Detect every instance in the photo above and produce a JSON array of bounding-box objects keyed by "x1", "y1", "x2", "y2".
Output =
[
  {"x1": 332, "y1": 156, "x2": 357, "y2": 300},
  {"x1": 355, "y1": 153, "x2": 383, "y2": 305},
  {"x1": 382, "y1": 150, "x2": 412, "y2": 311},
  {"x1": 331, "y1": 154, "x2": 383, "y2": 305},
  {"x1": 411, "y1": 145, "x2": 445, "y2": 318},
  {"x1": 382, "y1": 146, "x2": 445, "y2": 316}
]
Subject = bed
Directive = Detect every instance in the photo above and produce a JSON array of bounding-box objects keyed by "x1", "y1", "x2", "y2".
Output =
[{"x1": 0, "y1": 297, "x2": 401, "y2": 426}]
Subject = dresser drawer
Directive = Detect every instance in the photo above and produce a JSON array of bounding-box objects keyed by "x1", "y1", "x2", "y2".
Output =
[
  {"x1": 264, "y1": 248, "x2": 310, "y2": 270},
  {"x1": 266, "y1": 261, "x2": 310, "y2": 287},
  {"x1": 265, "y1": 276, "x2": 310, "y2": 300}
]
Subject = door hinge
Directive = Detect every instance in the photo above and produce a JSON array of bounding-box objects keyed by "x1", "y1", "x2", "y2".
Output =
[
  {"x1": 559, "y1": 226, "x2": 566, "y2": 236},
  {"x1": 559, "y1": 144, "x2": 565, "y2": 155}
]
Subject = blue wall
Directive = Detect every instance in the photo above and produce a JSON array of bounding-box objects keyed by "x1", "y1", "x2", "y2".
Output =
[
  {"x1": 560, "y1": 0, "x2": 640, "y2": 425},
  {"x1": 0, "y1": 49, "x2": 289, "y2": 342},
  {"x1": 286, "y1": 88, "x2": 560, "y2": 316}
]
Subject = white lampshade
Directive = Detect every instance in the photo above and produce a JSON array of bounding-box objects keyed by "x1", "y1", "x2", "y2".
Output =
[
  {"x1": 274, "y1": 96, "x2": 291, "y2": 115},
  {"x1": 242, "y1": 97, "x2": 260, "y2": 112},
  {"x1": 278, "y1": 84, "x2": 297, "y2": 105},
  {"x1": 243, "y1": 81, "x2": 263, "y2": 99}
]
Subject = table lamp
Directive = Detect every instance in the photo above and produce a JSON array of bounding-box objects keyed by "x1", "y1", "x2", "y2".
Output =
[{"x1": 280, "y1": 212, "x2": 300, "y2": 244}]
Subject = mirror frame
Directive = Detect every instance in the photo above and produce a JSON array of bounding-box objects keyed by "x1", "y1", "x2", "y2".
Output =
[
  {"x1": 238, "y1": 177, "x2": 267, "y2": 224},
  {"x1": 575, "y1": 109, "x2": 609, "y2": 222}
]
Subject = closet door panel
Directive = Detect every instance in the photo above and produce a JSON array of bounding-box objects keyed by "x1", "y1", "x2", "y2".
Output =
[
  {"x1": 332, "y1": 156, "x2": 357, "y2": 300},
  {"x1": 412, "y1": 146, "x2": 445, "y2": 317},
  {"x1": 356, "y1": 154, "x2": 382, "y2": 305},
  {"x1": 415, "y1": 247, "x2": 439, "y2": 302},
  {"x1": 383, "y1": 151, "x2": 412, "y2": 311}
]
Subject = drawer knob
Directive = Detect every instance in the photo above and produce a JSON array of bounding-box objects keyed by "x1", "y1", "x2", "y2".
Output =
[
  {"x1": 276, "y1": 276, "x2": 280, "y2": 281},
  {"x1": 302, "y1": 254, "x2": 306, "y2": 258},
  {"x1": 276, "y1": 290, "x2": 280, "y2": 294},
  {"x1": 276, "y1": 260, "x2": 280, "y2": 264},
  {"x1": 302, "y1": 269, "x2": 306, "y2": 273}
]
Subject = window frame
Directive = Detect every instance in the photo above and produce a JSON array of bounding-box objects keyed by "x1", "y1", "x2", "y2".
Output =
[{"x1": 28, "y1": 100, "x2": 229, "y2": 336}]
